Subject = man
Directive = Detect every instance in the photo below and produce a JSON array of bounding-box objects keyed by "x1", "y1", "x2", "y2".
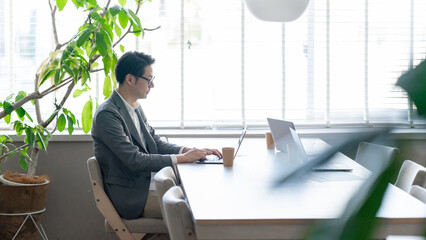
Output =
[{"x1": 91, "y1": 51, "x2": 222, "y2": 220}]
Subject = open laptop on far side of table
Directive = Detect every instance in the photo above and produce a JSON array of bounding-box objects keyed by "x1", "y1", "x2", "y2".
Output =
[
  {"x1": 267, "y1": 118, "x2": 295, "y2": 152},
  {"x1": 195, "y1": 126, "x2": 247, "y2": 164},
  {"x1": 288, "y1": 128, "x2": 353, "y2": 171}
]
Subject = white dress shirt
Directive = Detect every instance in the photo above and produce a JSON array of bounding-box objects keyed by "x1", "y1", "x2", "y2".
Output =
[{"x1": 115, "y1": 90, "x2": 181, "y2": 164}]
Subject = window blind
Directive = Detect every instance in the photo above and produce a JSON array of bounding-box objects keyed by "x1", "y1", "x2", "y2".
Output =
[{"x1": 1, "y1": 0, "x2": 426, "y2": 130}]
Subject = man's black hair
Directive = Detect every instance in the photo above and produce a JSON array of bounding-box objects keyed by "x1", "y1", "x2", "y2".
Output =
[{"x1": 115, "y1": 51, "x2": 155, "y2": 85}]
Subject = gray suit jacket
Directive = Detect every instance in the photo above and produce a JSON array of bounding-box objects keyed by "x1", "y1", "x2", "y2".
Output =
[{"x1": 91, "y1": 91, "x2": 182, "y2": 219}]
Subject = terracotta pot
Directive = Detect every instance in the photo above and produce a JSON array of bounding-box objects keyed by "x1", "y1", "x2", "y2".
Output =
[{"x1": 0, "y1": 175, "x2": 50, "y2": 240}]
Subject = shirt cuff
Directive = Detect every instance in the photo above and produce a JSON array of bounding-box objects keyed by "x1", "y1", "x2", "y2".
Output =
[
  {"x1": 179, "y1": 147, "x2": 185, "y2": 154},
  {"x1": 170, "y1": 155, "x2": 178, "y2": 164},
  {"x1": 171, "y1": 147, "x2": 186, "y2": 164}
]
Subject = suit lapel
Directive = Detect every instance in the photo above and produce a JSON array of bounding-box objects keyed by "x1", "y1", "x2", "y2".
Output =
[
  {"x1": 111, "y1": 91, "x2": 148, "y2": 153},
  {"x1": 135, "y1": 107, "x2": 158, "y2": 154}
]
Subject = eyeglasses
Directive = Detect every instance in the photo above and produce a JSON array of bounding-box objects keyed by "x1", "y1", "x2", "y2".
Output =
[{"x1": 134, "y1": 74, "x2": 155, "y2": 85}]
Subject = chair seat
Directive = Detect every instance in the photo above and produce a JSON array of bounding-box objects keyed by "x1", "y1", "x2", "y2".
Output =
[{"x1": 105, "y1": 218, "x2": 168, "y2": 233}]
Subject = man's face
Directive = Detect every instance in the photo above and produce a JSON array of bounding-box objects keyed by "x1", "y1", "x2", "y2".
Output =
[{"x1": 134, "y1": 65, "x2": 154, "y2": 99}]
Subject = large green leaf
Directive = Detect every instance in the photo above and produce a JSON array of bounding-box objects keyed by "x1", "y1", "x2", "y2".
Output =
[
  {"x1": 67, "y1": 115, "x2": 74, "y2": 135},
  {"x1": 77, "y1": 28, "x2": 92, "y2": 47},
  {"x1": 68, "y1": 110, "x2": 76, "y2": 124},
  {"x1": 19, "y1": 155, "x2": 28, "y2": 170},
  {"x1": 89, "y1": 45, "x2": 98, "y2": 61},
  {"x1": 128, "y1": 9, "x2": 142, "y2": 30},
  {"x1": 46, "y1": 109, "x2": 59, "y2": 124},
  {"x1": 100, "y1": 23, "x2": 114, "y2": 43},
  {"x1": 118, "y1": 0, "x2": 127, "y2": 7},
  {"x1": 82, "y1": 98, "x2": 93, "y2": 133},
  {"x1": 103, "y1": 76, "x2": 112, "y2": 100},
  {"x1": 114, "y1": 23, "x2": 122, "y2": 37},
  {"x1": 54, "y1": 68, "x2": 61, "y2": 85},
  {"x1": 71, "y1": 0, "x2": 83, "y2": 9},
  {"x1": 90, "y1": 11, "x2": 101, "y2": 21},
  {"x1": 109, "y1": 5, "x2": 121, "y2": 16},
  {"x1": 131, "y1": 21, "x2": 142, "y2": 37},
  {"x1": 57, "y1": 113, "x2": 66, "y2": 132},
  {"x1": 13, "y1": 121, "x2": 23, "y2": 136},
  {"x1": 102, "y1": 54, "x2": 111, "y2": 75},
  {"x1": 15, "y1": 107, "x2": 25, "y2": 121},
  {"x1": 73, "y1": 89, "x2": 84, "y2": 98},
  {"x1": 4, "y1": 114, "x2": 11, "y2": 124},
  {"x1": 25, "y1": 111, "x2": 33, "y2": 122},
  {"x1": 95, "y1": 32, "x2": 108, "y2": 57},
  {"x1": 20, "y1": 148, "x2": 31, "y2": 162},
  {"x1": 40, "y1": 68, "x2": 55, "y2": 86},
  {"x1": 15, "y1": 92, "x2": 26, "y2": 102},
  {"x1": 87, "y1": 0, "x2": 97, "y2": 7},
  {"x1": 100, "y1": 28, "x2": 112, "y2": 48},
  {"x1": 25, "y1": 127, "x2": 35, "y2": 148},
  {"x1": 3, "y1": 134, "x2": 12, "y2": 143},
  {"x1": 61, "y1": 49, "x2": 70, "y2": 65},
  {"x1": 118, "y1": 10, "x2": 129, "y2": 29},
  {"x1": 56, "y1": 0, "x2": 68, "y2": 11},
  {"x1": 36, "y1": 130, "x2": 48, "y2": 150},
  {"x1": 6, "y1": 149, "x2": 18, "y2": 160},
  {"x1": 3, "y1": 101, "x2": 13, "y2": 114},
  {"x1": 62, "y1": 64, "x2": 75, "y2": 80}
]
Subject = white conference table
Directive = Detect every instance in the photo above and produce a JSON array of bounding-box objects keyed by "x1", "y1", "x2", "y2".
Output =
[{"x1": 171, "y1": 137, "x2": 426, "y2": 240}]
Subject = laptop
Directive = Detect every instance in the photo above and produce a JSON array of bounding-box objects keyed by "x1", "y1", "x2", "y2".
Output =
[
  {"x1": 267, "y1": 118, "x2": 295, "y2": 152},
  {"x1": 195, "y1": 126, "x2": 247, "y2": 164},
  {"x1": 288, "y1": 128, "x2": 353, "y2": 171}
]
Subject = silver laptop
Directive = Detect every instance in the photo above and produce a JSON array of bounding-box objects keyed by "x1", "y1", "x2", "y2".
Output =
[
  {"x1": 289, "y1": 128, "x2": 352, "y2": 171},
  {"x1": 267, "y1": 118, "x2": 295, "y2": 152},
  {"x1": 195, "y1": 126, "x2": 247, "y2": 164}
]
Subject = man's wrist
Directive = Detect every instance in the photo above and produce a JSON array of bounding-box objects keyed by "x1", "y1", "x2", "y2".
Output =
[
  {"x1": 170, "y1": 155, "x2": 178, "y2": 164},
  {"x1": 176, "y1": 154, "x2": 185, "y2": 163},
  {"x1": 182, "y1": 147, "x2": 191, "y2": 153}
]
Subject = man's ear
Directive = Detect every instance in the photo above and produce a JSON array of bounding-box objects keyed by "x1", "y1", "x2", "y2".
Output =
[{"x1": 124, "y1": 74, "x2": 134, "y2": 86}]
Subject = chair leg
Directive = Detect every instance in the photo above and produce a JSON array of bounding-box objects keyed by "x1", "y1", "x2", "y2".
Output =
[{"x1": 132, "y1": 233, "x2": 146, "y2": 240}]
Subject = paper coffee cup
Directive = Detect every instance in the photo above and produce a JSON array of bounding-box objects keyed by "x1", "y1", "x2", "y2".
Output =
[
  {"x1": 265, "y1": 132, "x2": 275, "y2": 149},
  {"x1": 222, "y1": 147, "x2": 235, "y2": 167}
]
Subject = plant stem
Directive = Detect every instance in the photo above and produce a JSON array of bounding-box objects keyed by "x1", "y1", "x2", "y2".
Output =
[
  {"x1": 34, "y1": 74, "x2": 43, "y2": 124},
  {"x1": 48, "y1": 0, "x2": 60, "y2": 50},
  {"x1": 27, "y1": 145, "x2": 39, "y2": 177}
]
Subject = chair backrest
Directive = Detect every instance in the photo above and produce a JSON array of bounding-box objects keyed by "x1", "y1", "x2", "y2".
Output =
[
  {"x1": 87, "y1": 157, "x2": 136, "y2": 240},
  {"x1": 394, "y1": 160, "x2": 426, "y2": 192},
  {"x1": 163, "y1": 186, "x2": 196, "y2": 240},
  {"x1": 409, "y1": 185, "x2": 426, "y2": 204},
  {"x1": 154, "y1": 166, "x2": 177, "y2": 225},
  {"x1": 355, "y1": 142, "x2": 399, "y2": 172},
  {"x1": 88, "y1": 156, "x2": 104, "y2": 187}
]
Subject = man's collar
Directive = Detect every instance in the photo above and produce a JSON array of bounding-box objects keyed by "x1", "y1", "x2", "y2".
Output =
[{"x1": 114, "y1": 89, "x2": 140, "y2": 111}]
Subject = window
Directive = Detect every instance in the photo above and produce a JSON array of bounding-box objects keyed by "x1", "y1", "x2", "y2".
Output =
[{"x1": 1, "y1": 0, "x2": 426, "y2": 130}]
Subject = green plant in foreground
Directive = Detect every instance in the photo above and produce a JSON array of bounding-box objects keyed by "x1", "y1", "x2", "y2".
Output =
[{"x1": 0, "y1": 0, "x2": 157, "y2": 177}]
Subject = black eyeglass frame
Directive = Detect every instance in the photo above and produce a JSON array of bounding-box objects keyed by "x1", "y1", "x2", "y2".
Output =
[{"x1": 134, "y1": 74, "x2": 155, "y2": 85}]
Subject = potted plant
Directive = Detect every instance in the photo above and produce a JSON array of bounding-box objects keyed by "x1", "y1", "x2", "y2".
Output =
[{"x1": 0, "y1": 0, "x2": 156, "y2": 238}]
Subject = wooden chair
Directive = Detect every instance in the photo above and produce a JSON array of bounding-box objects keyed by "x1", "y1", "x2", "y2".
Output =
[
  {"x1": 162, "y1": 186, "x2": 197, "y2": 240},
  {"x1": 87, "y1": 157, "x2": 168, "y2": 240},
  {"x1": 395, "y1": 160, "x2": 426, "y2": 192}
]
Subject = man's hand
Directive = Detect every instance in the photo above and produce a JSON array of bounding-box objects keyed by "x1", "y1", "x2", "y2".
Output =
[
  {"x1": 179, "y1": 147, "x2": 223, "y2": 163},
  {"x1": 177, "y1": 148, "x2": 207, "y2": 163},
  {"x1": 201, "y1": 148, "x2": 222, "y2": 159}
]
